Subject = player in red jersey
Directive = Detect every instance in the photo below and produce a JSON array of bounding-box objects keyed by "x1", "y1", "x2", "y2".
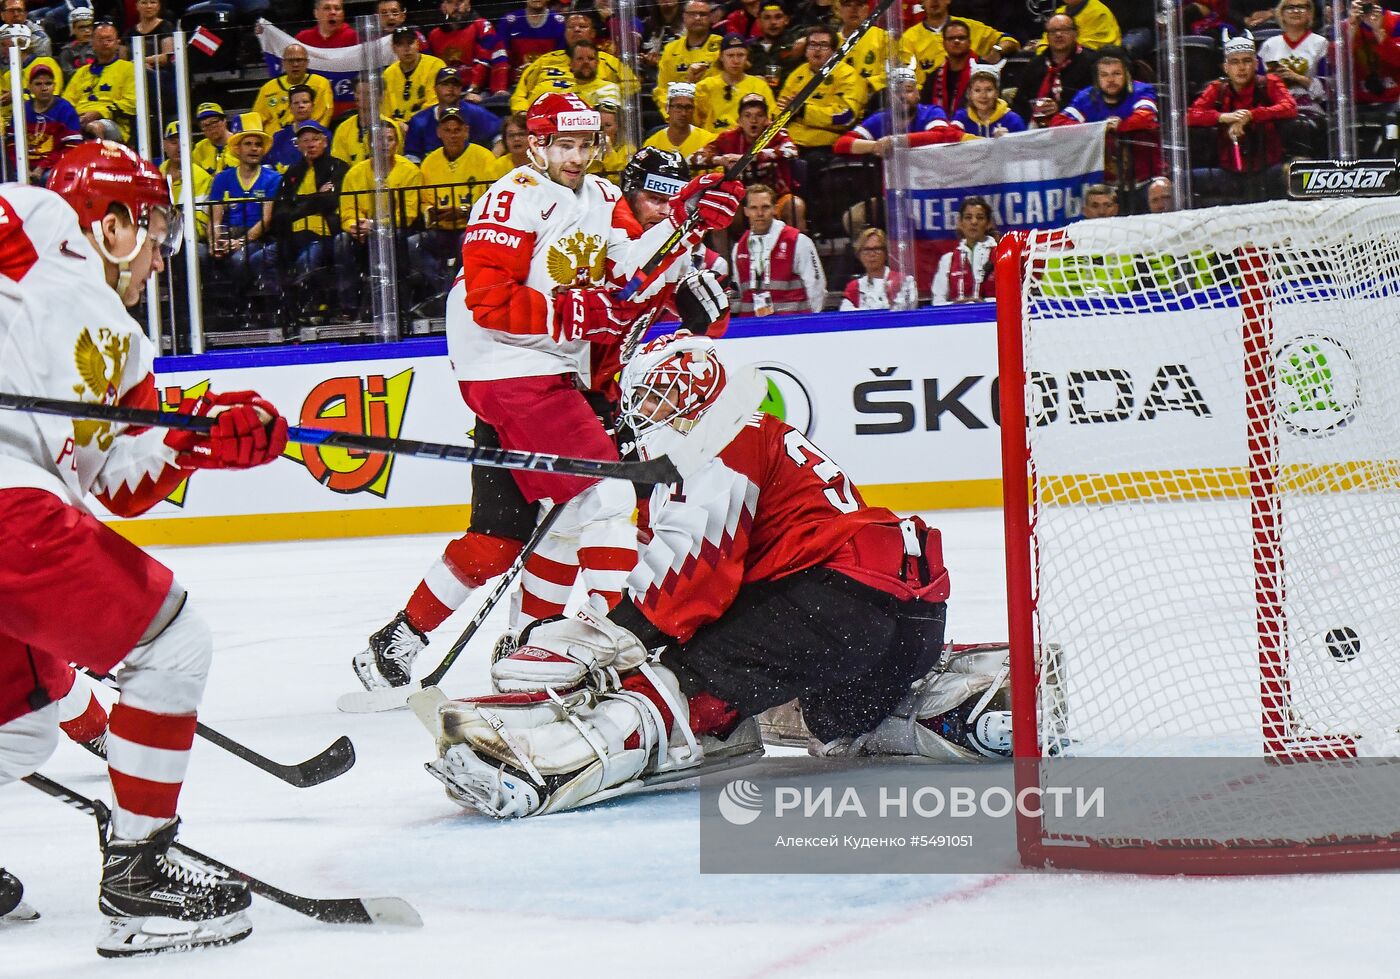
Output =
[
  {"x1": 0, "y1": 141, "x2": 287, "y2": 955},
  {"x1": 426, "y1": 334, "x2": 961, "y2": 818}
]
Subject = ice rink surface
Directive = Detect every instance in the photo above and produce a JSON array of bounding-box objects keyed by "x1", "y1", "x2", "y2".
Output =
[{"x1": 7, "y1": 509, "x2": 1400, "y2": 977}]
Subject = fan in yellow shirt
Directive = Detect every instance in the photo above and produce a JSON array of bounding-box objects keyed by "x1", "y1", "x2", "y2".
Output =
[
  {"x1": 589, "y1": 98, "x2": 635, "y2": 184},
  {"x1": 413, "y1": 106, "x2": 497, "y2": 294},
  {"x1": 253, "y1": 44, "x2": 334, "y2": 130},
  {"x1": 836, "y1": 0, "x2": 887, "y2": 92},
  {"x1": 693, "y1": 34, "x2": 775, "y2": 133},
  {"x1": 777, "y1": 27, "x2": 867, "y2": 149},
  {"x1": 339, "y1": 121, "x2": 423, "y2": 231},
  {"x1": 158, "y1": 122, "x2": 212, "y2": 239},
  {"x1": 486, "y1": 111, "x2": 531, "y2": 180},
  {"x1": 1035, "y1": 0, "x2": 1121, "y2": 52},
  {"x1": 383, "y1": 28, "x2": 447, "y2": 123},
  {"x1": 643, "y1": 83, "x2": 715, "y2": 159},
  {"x1": 652, "y1": 1, "x2": 723, "y2": 113},
  {"x1": 898, "y1": 0, "x2": 1018, "y2": 87},
  {"x1": 518, "y1": 43, "x2": 622, "y2": 108},
  {"x1": 510, "y1": 11, "x2": 638, "y2": 112},
  {"x1": 62, "y1": 24, "x2": 135, "y2": 140}
]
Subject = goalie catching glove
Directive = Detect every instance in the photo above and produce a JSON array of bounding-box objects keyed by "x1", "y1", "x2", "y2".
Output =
[
  {"x1": 428, "y1": 663, "x2": 703, "y2": 817},
  {"x1": 491, "y1": 598, "x2": 650, "y2": 693},
  {"x1": 164, "y1": 390, "x2": 288, "y2": 470}
]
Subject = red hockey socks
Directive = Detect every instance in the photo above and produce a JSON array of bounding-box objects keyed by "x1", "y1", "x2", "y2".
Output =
[
  {"x1": 404, "y1": 532, "x2": 522, "y2": 633},
  {"x1": 106, "y1": 703, "x2": 198, "y2": 840}
]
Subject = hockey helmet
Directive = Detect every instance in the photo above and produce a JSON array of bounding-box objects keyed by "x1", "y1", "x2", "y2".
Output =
[
  {"x1": 620, "y1": 146, "x2": 690, "y2": 200},
  {"x1": 620, "y1": 332, "x2": 728, "y2": 451},
  {"x1": 925, "y1": 686, "x2": 1013, "y2": 759},
  {"x1": 525, "y1": 91, "x2": 602, "y2": 140},
  {"x1": 48, "y1": 140, "x2": 182, "y2": 260}
]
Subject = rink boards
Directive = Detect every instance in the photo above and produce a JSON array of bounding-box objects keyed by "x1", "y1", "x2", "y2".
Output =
[{"x1": 101, "y1": 294, "x2": 1368, "y2": 546}]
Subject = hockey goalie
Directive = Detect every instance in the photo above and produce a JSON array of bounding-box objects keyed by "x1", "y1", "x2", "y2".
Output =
[{"x1": 424, "y1": 334, "x2": 1010, "y2": 818}]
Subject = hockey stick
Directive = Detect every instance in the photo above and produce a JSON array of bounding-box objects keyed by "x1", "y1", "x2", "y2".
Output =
[
  {"x1": 80, "y1": 668, "x2": 356, "y2": 788},
  {"x1": 615, "y1": 0, "x2": 898, "y2": 307},
  {"x1": 337, "y1": 503, "x2": 567, "y2": 713},
  {"x1": 21, "y1": 773, "x2": 422, "y2": 927},
  {"x1": 0, "y1": 391, "x2": 683, "y2": 485}
]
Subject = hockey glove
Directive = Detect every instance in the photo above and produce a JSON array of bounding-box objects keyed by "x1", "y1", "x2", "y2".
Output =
[
  {"x1": 670, "y1": 174, "x2": 745, "y2": 233},
  {"x1": 166, "y1": 390, "x2": 289, "y2": 470},
  {"x1": 551, "y1": 286, "x2": 638, "y2": 345},
  {"x1": 675, "y1": 268, "x2": 730, "y2": 336}
]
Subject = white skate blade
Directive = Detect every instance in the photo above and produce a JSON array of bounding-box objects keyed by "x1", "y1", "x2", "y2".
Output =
[
  {"x1": 1, "y1": 901, "x2": 39, "y2": 923},
  {"x1": 359, "y1": 897, "x2": 424, "y2": 928},
  {"x1": 337, "y1": 687, "x2": 413, "y2": 713},
  {"x1": 96, "y1": 910, "x2": 252, "y2": 958}
]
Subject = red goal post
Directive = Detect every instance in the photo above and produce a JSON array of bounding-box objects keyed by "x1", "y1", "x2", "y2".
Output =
[{"x1": 995, "y1": 199, "x2": 1400, "y2": 873}]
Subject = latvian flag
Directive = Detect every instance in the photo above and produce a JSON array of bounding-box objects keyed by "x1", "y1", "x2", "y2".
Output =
[{"x1": 190, "y1": 26, "x2": 223, "y2": 56}]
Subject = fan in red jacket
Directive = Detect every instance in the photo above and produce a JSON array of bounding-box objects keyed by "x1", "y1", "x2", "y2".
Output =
[{"x1": 1186, "y1": 35, "x2": 1298, "y2": 202}]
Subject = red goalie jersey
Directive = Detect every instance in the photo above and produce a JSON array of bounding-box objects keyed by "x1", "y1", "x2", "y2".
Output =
[{"x1": 629, "y1": 411, "x2": 910, "y2": 642}]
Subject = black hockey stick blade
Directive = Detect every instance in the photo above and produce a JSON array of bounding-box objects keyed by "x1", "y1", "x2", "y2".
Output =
[
  {"x1": 195, "y1": 725, "x2": 356, "y2": 788},
  {"x1": 22, "y1": 773, "x2": 423, "y2": 928},
  {"x1": 0, "y1": 391, "x2": 682, "y2": 485},
  {"x1": 78, "y1": 669, "x2": 356, "y2": 788}
]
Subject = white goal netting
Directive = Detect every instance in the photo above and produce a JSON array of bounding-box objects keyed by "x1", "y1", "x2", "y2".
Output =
[{"x1": 1008, "y1": 199, "x2": 1400, "y2": 866}]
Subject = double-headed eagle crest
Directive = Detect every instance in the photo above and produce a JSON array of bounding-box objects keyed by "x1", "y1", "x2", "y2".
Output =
[
  {"x1": 546, "y1": 230, "x2": 606, "y2": 286},
  {"x1": 71, "y1": 326, "x2": 129, "y2": 451}
]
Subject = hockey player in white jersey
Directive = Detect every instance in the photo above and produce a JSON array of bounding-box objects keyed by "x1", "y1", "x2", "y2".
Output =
[
  {"x1": 0, "y1": 141, "x2": 288, "y2": 955},
  {"x1": 351, "y1": 92, "x2": 744, "y2": 691}
]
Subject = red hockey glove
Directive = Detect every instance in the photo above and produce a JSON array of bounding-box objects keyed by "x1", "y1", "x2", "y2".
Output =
[
  {"x1": 166, "y1": 390, "x2": 289, "y2": 470},
  {"x1": 552, "y1": 287, "x2": 638, "y2": 345},
  {"x1": 669, "y1": 174, "x2": 745, "y2": 232}
]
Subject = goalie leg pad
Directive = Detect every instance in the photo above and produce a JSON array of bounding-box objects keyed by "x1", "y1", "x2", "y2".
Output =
[
  {"x1": 491, "y1": 599, "x2": 650, "y2": 693},
  {"x1": 432, "y1": 665, "x2": 698, "y2": 817}
]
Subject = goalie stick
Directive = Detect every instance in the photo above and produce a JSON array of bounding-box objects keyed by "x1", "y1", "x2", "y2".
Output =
[
  {"x1": 615, "y1": 0, "x2": 898, "y2": 310},
  {"x1": 337, "y1": 504, "x2": 567, "y2": 714},
  {"x1": 0, "y1": 391, "x2": 686, "y2": 484},
  {"x1": 22, "y1": 773, "x2": 422, "y2": 927},
  {"x1": 81, "y1": 668, "x2": 355, "y2": 788}
]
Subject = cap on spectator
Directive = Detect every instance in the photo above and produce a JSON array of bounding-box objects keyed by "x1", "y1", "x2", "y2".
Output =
[
  {"x1": 27, "y1": 63, "x2": 52, "y2": 82},
  {"x1": 68, "y1": 5, "x2": 94, "y2": 25},
  {"x1": 1222, "y1": 33, "x2": 1255, "y2": 57},
  {"x1": 196, "y1": 102, "x2": 225, "y2": 120},
  {"x1": 163, "y1": 120, "x2": 179, "y2": 139},
  {"x1": 888, "y1": 63, "x2": 917, "y2": 86},
  {"x1": 295, "y1": 119, "x2": 330, "y2": 137},
  {"x1": 968, "y1": 61, "x2": 1002, "y2": 85},
  {"x1": 437, "y1": 105, "x2": 467, "y2": 125},
  {"x1": 391, "y1": 26, "x2": 416, "y2": 44},
  {"x1": 667, "y1": 82, "x2": 696, "y2": 102},
  {"x1": 595, "y1": 95, "x2": 622, "y2": 113},
  {"x1": 720, "y1": 32, "x2": 748, "y2": 51},
  {"x1": 759, "y1": 1, "x2": 785, "y2": 12},
  {"x1": 436, "y1": 65, "x2": 463, "y2": 86},
  {"x1": 738, "y1": 92, "x2": 769, "y2": 112},
  {"x1": 234, "y1": 112, "x2": 272, "y2": 151}
]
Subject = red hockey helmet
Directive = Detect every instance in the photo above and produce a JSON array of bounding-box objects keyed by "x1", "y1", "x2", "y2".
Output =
[
  {"x1": 47, "y1": 140, "x2": 181, "y2": 259},
  {"x1": 525, "y1": 91, "x2": 602, "y2": 139}
]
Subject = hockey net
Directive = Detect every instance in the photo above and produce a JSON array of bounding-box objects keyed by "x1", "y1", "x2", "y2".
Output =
[{"x1": 998, "y1": 198, "x2": 1400, "y2": 873}]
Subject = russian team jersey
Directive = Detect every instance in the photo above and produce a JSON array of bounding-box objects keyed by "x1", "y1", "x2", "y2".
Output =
[
  {"x1": 629, "y1": 412, "x2": 900, "y2": 642},
  {"x1": 0, "y1": 186, "x2": 189, "y2": 516}
]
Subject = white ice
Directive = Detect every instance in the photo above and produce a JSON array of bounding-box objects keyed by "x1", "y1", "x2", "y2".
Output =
[{"x1": 6, "y1": 509, "x2": 1400, "y2": 977}]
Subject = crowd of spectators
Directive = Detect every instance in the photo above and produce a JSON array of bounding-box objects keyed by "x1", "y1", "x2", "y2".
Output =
[{"x1": 0, "y1": 0, "x2": 1389, "y2": 340}]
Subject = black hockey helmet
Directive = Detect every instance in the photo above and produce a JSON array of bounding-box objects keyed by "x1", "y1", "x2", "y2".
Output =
[{"x1": 620, "y1": 146, "x2": 690, "y2": 199}]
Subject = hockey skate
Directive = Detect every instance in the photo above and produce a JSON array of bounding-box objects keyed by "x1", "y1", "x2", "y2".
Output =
[
  {"x1": 95, "y1": 803, "x2": 252, "y2": 958},
  {"x1": 352, "y1": 610, "x2": 429, "y2": 690},
  {"x1": 0, "y1": 868, "x2": 39, "y2": 923}
]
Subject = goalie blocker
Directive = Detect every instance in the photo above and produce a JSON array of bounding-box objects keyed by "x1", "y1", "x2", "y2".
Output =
[{"x1": 427, "y1": 334, "x2": 967, "y2": 819}]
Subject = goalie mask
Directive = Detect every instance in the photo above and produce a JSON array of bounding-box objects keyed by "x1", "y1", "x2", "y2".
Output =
[{"x1": 620, "y1": 333, "x2": 728, "y2": 461}]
